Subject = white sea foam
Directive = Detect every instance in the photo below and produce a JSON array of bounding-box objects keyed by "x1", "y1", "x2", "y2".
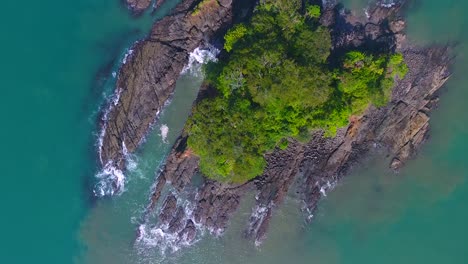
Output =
[
  {"x1": 160, "y1": 124, "x2": 169, "y2": 143},
  {"x1": 122, "y1": 141, "x2": 139, "y2": 172},
  {"x1": 247, "y1": 203, "x2": 271, "y2": 247},
  {"x1": 318, "y1": 180, "x2": 337, "y2": 197},
  {"x1": 135, "y1": 195, "x2": 202, "y2": 254},
  {"x1": 181, "y1": 45, "x2": 220, "y2": 77},
  {"x1": 378, "y1": 0, "x2": 398, "y2": 8},
  {"x1": 93, "y1": 161, "x2": 125, "y2": 197},
  {"x1": 364, "y1": 7, "x2": 370, "y2": 19},
  {"x1": 122, "y1": 48, "x2": 134, "y2": 64},
  {"x1": 94, "y1": 139, "x2": 140, "y2": 197}
]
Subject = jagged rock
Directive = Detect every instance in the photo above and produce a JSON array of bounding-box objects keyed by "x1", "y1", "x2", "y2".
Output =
[
  {"x1": 163, "y1": 136, "x2": 200, "y2": 191},
  {"x1": 168, "y1": 206, "x2": 186, "y2": 233},
  {"x1": 390, "y1": 19, "x2": 406, "y2": 33},
  {"x1": 159, "y1": 194, "x2": 178, "y2": 225},
  {"x1": 299, "y1": 46, "x2": 451, "y2": 220},
  {"x1": 246, "y1": 141, "x2": 305, "y2": 243},
  {"x1": 148, "y1": 173, "x2": 167, "y2": 211},
  {"x1": 178, "y1": 220, "x2": 197, "y2": 243},
  {"x1": 191, "y1": 181, "x2": 246, "y2": 234}
]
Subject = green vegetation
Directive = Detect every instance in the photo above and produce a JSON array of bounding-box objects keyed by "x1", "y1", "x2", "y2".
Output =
[
  {"x1": 306, "y1": 4, "x2": 321, "y2": 18},
  {"x1": 224, "y1": 24, "x2": 248, "y2": 52},
  {"x1": 192, "y1": 0, "x2": 218, "y2": 16},
  {"x1": 186, "y1": 0, "x2": 407, "y2": 183}
]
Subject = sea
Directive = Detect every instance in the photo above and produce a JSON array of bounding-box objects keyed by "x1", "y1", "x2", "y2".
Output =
[{"x1": 0, "y1": 0, "x2": 467, "y2": 263}]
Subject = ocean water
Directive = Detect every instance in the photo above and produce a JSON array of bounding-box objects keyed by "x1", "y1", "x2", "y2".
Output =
[{"x1": 1, "y1": 0, "x2": 468, "y2": 263}]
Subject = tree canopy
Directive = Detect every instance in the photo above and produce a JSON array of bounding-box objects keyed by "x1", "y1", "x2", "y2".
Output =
[{"x1": 186, "y1": 0, "x2": 408, "y2": 183}]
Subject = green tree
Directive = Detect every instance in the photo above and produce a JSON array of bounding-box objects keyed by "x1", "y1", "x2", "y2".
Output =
[{"x1": 186, "y1": 0, "x2": 408, "y2": 183}]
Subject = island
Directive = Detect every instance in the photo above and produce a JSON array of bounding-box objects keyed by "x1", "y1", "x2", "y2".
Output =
[{"x1": 99, "y1": 0, "x2": 451, "y2": 250}]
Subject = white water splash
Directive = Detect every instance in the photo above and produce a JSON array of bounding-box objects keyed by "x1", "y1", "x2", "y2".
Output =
[
  {"x1": 135, "y1": 194, "x2": 202, "y2": 254},
  {"x1": 160, "y1": 124, "x2": 169, "y2": 143},
  {"x1": 94, "y1": 140, "x2": 140, "y2": 197},
  {"x1": 93, "y1": 161, "x2": 125, "y2": 197},
  {"x1": 318, "y1": 180, "x2": 338, "y2": 197},
  {"x1": 181, "y1": 45, "x2": 220, "y2": 76},
  {"x1": 249, "y1": 204, "x2": 270, "y2": 247},
  {"x1": 378, "y1": 0, "x2": 398, "y2": 8},
  {"x1": 136, "y1": 224, "x2": 182, "y2": 253},
  {"x1": 122, "y1": 48, "x2": 134, "y2": 64},
  {"x1": 122, "y1": 141, "x2": 139, "y2": 172},
  {"x1": 364, "y1": 7, "x2": 370, "y2": 19},
  {"x1": 95, "y1": 90, "x2": 124, "y2": 197}
]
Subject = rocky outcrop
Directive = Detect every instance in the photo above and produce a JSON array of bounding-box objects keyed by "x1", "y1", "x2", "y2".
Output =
[
  {"x1": 299, "y1": 44, "x2": 451, "y2": 219},
  {"x1": 246, "y1": 3, "x2": 451, "y2": 244},
  {"x1": 100, "y1": 0, "x2": 235, "y2": 178},
  {"x1": 135, "y1": 1, "x2": 452, "y2": 249}
]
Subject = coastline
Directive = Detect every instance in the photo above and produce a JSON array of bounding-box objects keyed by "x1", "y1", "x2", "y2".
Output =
[{"x1": 99, "y1": 0, "x2": 452, "y2": 251}]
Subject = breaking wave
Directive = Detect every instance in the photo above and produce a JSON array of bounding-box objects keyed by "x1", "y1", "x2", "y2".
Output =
[
  {"x1": 93, "y1": 141, "x2": 139, "y2": 197},
  {"x1": 122, "y1": 47, "x2": 135, "y2": 65},
  {"x1": 181, "y1": 45, "x2": 220, "y2": 77},
  {"x1": 135, "y1": 192, "x2": 204, "y2": 255},
  {"x1": 160, "y1": 124, "x2": 169, "y2": 144},
  {"x1": 93, "y1": 162, "x2": 126, "y2": 197},
  {"x1": 319, "y1": 180, "x2": 338, "y2": 197},
  {"x1": 378, "y1": 0, "x2": 399, "y2": 8}
]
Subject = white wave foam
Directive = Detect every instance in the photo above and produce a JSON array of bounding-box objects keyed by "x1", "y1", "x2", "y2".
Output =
[
  {"x1": 247, "y1": 203, "x2": 271, "y2": 247},
  {"x1": 160, "y1": 124, "x2": 169, "y2": 143},
  {"x1": 378, "y1": 0, "x2": 398, "y2": 8},
  {"x1": 94, "y1": 140, "x2": 141, "y2": 197},
  {"x1": 122, "y1": 141, "x2": 139, "y2": 172},
  {"x1": 181, "y1": 45, "x2": 220, "y2": 77},
  {"x1": 122, "y1": 48, "x2": 134, "y2": 64},
  {"x1": 318, "y1": 180, "x2": 337, "y2": 197},
  {"x1": 93, "y1": 161, "x2": 125, "y2": 197},
  {"x1": 135, "y1": 195, "x2": 202, "y2": 254}
]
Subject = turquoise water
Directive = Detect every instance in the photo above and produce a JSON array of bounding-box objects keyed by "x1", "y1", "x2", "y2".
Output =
[
  {"x1": 1, "y1": 0, "x2": 468, "y2": 263},
  {"x1": 0, "y1": 0, "x2": 179, "y2": 262}
]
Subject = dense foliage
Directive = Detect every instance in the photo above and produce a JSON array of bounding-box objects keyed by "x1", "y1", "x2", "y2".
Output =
[{"x1": 186, "y1": 0, "x2": 408, "y2": 183}]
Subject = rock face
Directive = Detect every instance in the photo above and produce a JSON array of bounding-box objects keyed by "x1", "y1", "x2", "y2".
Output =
[
  {"x1": 130, "y1": 2, "x2": 452, "y2": 249},
  {"x1": 100, "y1": 0, "x2": 235, "y2": 174}
]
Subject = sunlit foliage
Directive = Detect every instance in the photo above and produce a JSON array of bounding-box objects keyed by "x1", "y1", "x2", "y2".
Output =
[{"x1": 186, "y1": 1, "x2": 407, "y2": 183}]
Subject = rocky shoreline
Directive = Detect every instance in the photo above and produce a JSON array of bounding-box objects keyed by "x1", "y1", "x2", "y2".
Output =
[
  {"x1": 100, "y1": 0, "x2": 240, "y2": 175},
  {"x1": 103, "y1": 0, "x2": 452, "y2": 250}
]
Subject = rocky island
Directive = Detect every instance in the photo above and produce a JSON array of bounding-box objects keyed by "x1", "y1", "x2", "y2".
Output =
[{"x1": 98, "y1": 0, "x2": 451, "y2": 251}]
